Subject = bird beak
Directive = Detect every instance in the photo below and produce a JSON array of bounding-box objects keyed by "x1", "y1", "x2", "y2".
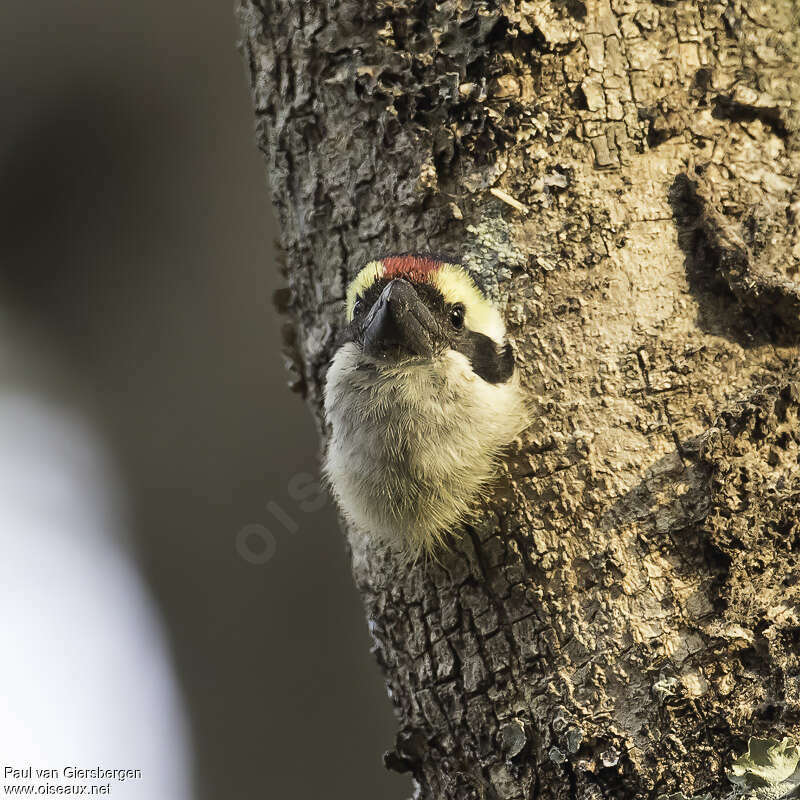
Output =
[{"x1": 362, "y1": 278, "x2": 438, "y2": 358}]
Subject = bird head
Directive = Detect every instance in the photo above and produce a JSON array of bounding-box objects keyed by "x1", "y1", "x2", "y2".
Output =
[{"x1": 343, "y1": 254, "x2": 514, "y2": 384}]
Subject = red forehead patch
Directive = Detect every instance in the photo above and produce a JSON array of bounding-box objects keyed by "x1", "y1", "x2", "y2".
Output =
[{"x1": 381, "y1": 255, "x2": 442, "y2": 281}]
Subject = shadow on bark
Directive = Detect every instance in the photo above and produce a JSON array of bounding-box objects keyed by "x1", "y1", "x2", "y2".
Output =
[{"x1": 670, "y1": 173, "x2": 800, "y2": 348}]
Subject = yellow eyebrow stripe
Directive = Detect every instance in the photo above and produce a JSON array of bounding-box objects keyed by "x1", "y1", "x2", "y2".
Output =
[
  {"x1": 346, "y1": 261, "x2": 384, "y2": 321},
  {"x1": 344, "y1": 258, "x2": 507, "y2": 343},
  {"x1": 431, "y1": 264, "x2": 506, "y2": 343}
]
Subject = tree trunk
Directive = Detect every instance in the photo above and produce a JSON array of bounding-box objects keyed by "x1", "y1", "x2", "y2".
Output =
[{"x1": 237, "y1": 1, "x2": 800, "y2": 797}]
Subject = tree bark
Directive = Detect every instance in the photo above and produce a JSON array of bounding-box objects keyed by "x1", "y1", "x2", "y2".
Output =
[{"x1": 237, "y1": 1, "x2": 800, "y2": 797}]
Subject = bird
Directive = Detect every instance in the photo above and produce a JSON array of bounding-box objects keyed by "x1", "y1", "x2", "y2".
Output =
[{"x1": 323, "y1": 254, "x2": 528, "y2": 559}]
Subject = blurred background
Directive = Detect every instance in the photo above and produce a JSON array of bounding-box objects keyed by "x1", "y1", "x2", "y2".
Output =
[{"x1": 0, "y1": 2, "x2": 408, "y2": 798}]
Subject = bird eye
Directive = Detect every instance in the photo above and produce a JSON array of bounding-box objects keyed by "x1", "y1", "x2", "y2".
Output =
[
  {"x1": 450, "y1": 304, "x2": 465, "y2": 330},
  {"x1": 352, "y1": 297, "x2": 364, "y2": 318}
]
